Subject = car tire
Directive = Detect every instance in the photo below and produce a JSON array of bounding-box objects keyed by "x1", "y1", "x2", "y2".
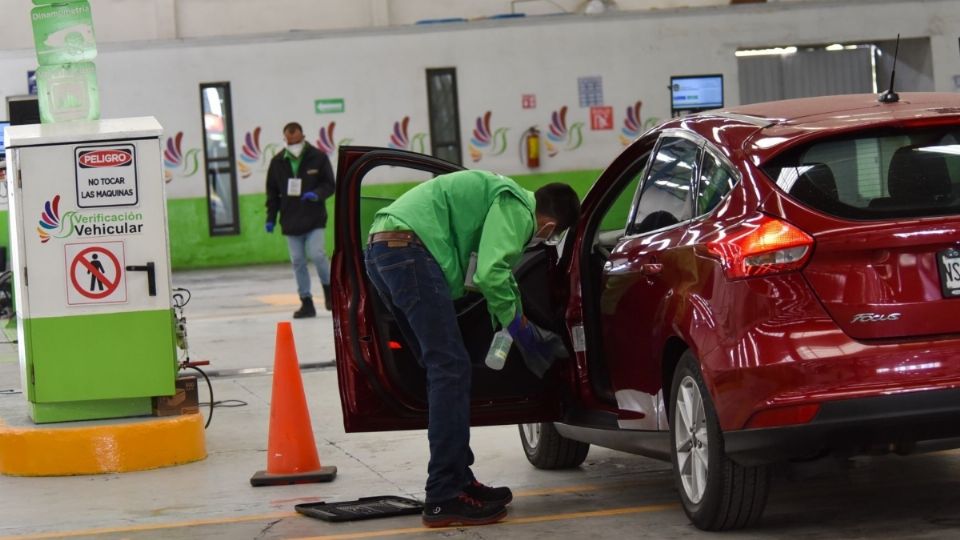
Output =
[
  {"x1": 518, "y1": 422, "x2": 590, "y2": 470},
  {"x1": 669, "y1": 350, "x2": 770, "y2": 531}
]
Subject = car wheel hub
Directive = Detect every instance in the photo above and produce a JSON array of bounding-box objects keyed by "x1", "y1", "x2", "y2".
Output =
[
  {"x1": 675, "y1": 375, "x2": 709, "y2": 504},
  {"x1": 522, "y1": 423, "x2": 541, "y2": 449}
]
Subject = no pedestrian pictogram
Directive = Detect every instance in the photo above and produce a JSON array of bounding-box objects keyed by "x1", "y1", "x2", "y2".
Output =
[{"x1": 65, "y1": 242, "x2": 127, "y2": 305}]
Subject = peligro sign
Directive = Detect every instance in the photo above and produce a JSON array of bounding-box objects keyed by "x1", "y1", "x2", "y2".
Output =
[
  {"x1": 78, "y1": 149, "x2": 133, "y2": 168},
  {"x1": 75, "y1": 144, "x2": 139, "y2": 208}
]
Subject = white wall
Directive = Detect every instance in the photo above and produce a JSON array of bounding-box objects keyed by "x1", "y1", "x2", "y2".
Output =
[
  {"x1": 2, "y1": 0, "x2": 959, "y2": 201},
  {"x1": 0, "y1": 0, "x2": 810, "y2": 49}
]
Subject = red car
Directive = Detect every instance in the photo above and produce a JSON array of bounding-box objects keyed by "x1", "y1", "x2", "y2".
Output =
[{"x1": 331, "y1": 93, "x2": 960, "y2": 531}]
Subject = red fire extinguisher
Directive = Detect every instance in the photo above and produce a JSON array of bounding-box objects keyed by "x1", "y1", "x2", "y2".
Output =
[{"x1": 520, "y1": 127, "x2": 541, "y2": 169}]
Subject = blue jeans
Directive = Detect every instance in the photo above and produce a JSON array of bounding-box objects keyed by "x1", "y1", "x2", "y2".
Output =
[
  {"x1": 286, "y1": 228, "x2": 330, "y2": 298},
  {"x1": 365, "y1": 241, "x2": 476, "y2": 503}
]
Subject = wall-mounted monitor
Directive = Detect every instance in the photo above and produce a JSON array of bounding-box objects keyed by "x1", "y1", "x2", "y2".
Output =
[
  {"x1": 670, "y1": 74, "x2": 724, "y2": 111},
  {"x1": 0, "y1": 121, "x2": 10, "y2": 161}
]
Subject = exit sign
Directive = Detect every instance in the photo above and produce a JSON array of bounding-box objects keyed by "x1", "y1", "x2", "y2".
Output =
[{"x1": 315, "y1": 98, "x2": 345, "y2": 114}]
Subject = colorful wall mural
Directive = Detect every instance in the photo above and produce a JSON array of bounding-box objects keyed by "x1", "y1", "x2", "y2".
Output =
[
  {"x1": 162, "y1": 132, "x2": 200, "y2": 183},
  {"x1": 238, "y1": 127, "x2": 281, "y2": 179},
  {"x1": 545, "y1": 106, "x2": 585, "y2": 157},
  {"x1": 388, "y1": 116, "x2": 428, "y2": 154},
  {"x1": 316, "y1": 121, "x2": 352, "y2": 156},
  {"x1": 619, "y1": 101, "x2": 662, "y2": 146},
  {"x1": 468, "y1": 111, "x2": 508, "y2": 162}
]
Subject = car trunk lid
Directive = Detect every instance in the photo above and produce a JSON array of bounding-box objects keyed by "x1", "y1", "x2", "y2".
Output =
[
  {"x1": 802, "y1": 220, "x2": 960, "y2": 340},
  {"x1": 761, "y1": 125, "x2": 960, "y2": 340}
]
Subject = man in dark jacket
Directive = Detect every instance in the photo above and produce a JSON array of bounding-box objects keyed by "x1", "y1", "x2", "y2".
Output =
[{"x1": 265, "y1": 122, "x2": 335, "y2": 318}]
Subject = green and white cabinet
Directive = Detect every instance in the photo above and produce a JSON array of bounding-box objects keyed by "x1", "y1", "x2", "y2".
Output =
[{"x1": 6, "y1": 117, "x2": 177, "y2": 423}]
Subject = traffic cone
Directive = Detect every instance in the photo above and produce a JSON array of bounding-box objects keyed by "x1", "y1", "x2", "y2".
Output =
[{"x1": 250, "y1": 322, "x2": 337, "y2": 486}]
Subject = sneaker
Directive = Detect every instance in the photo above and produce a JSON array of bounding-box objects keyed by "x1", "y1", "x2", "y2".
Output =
[
  {"x1": 293, "y1": 296, "x2": 316, "y2": 319},
  {"x1": 421, "y1": 493, "x2": 507, "y2": 528},
  {"x1": 463, "y1": 480, "x2": 513, "y2": 506}
]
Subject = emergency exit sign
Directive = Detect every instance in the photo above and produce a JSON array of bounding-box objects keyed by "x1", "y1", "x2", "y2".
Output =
[{"x1": 315, "y1": 98, "x2": 345, "y2": 114}]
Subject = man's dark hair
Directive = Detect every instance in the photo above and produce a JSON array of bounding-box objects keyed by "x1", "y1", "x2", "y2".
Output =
[
  {"x1": 534, "y1": 182, "x2": 581, "y2": 232},
  {"x1": 283, "y1": 122, "x2": 303, "y2": 134}
]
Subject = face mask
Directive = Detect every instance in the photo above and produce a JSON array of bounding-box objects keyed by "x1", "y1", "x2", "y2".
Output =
[
  {"x1": 527, "y1": 222, "x2": 557, "y2": 248},
  {"x1": 286, "y1": 142, "x2": 305, "y2": 156}
]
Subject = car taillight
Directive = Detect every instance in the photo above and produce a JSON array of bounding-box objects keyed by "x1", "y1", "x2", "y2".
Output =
[
  {"x1": 705, "y1": 215, "x2": 814, "y2": 279},
  {"x1": 745, "y1": 403, "x2": 820, "y2": 429}
]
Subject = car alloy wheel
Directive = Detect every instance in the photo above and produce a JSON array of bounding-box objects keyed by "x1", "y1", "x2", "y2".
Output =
[
  {"x1": 674, "y1": 375, "x2": 709, "y2": 504},
  {"x1": 669, "y1": 350, "x2": 770, "y2": 530},
  {"x1": 521, "y1": 423, "x2": 542, "y2": 450},
  {"x1": 518, "y1": 422, "x2": 590, "y2": 470}
]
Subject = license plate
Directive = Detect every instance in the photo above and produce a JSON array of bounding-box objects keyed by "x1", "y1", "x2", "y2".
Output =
[{"x1": 937, "y1": 248, "x2": 960, "y2": 299}]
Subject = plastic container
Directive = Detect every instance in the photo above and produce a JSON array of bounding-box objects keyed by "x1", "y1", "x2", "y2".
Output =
[
  {"x1": 484, "y1": 329, "x2": 512, "y2": 370},
  {"x1": 36, "y1": 62, "x2": 100, "y2": 123},
  {"x1": 31, "y1": 1, "x2": 98, "y2": 66}
]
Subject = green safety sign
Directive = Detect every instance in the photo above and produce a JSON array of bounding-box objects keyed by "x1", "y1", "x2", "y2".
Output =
[{"x1": 315, "y1": 98, "x2": 345, "y2": 114}]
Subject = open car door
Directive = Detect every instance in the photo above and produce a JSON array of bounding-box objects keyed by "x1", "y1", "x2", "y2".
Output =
[{"x1": 332, "y1": 147, "x2": 570, "y2": 432}]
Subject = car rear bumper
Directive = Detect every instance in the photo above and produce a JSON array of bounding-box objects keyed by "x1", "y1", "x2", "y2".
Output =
[{"x1": 724, "y1": 387, "x2": 960, "y2": 466}]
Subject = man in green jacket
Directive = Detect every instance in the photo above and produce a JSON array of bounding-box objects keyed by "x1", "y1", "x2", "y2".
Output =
[{"x1": 365, "y1": 170, "x2": 580, "y2": 527}]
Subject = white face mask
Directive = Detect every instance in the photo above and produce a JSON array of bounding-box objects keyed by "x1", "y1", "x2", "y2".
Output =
[
  {"x1": 286, "y1": 142, "x2": 305, "y2": 156},
  {"x1": 527, "y1": 222, "x2": 557, "y2": 249}
]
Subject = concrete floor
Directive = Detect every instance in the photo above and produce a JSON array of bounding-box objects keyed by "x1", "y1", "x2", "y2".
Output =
[{"x1": 2, "y1": 265, "x2": 960, "y2": 539}]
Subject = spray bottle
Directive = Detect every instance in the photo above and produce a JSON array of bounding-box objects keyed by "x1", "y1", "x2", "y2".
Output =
[{"x1": 485, "y1": 329, "x2": 512, "y2": 371}]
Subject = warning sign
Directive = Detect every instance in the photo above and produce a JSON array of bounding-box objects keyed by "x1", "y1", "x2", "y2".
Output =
[
  {"x1": 75, "y1": 144, "x2": 139, "y2": 208},
  {"x1": 65, "y1": 241, "x2": 127, "y2": 305},
  {"x1": 590, "y1": 106, "x2": 614, "y2": 131}
]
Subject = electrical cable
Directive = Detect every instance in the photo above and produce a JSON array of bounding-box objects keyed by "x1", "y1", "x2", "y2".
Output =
[
  {"x1": 0, "y1": 389, "x2": 22, "y2": 395},
  {"x1": 172, "y1": 287, "x2": 192, "y2": 308},
  {"x1": 199, "y1": 399, "x2": 248, "y2": 408},
  {"x1": 184, "y1": 365, "x2": 213, "y2": 429}
]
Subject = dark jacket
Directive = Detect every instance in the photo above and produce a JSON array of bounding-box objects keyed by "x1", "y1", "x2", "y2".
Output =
[{"x1": 265, "y1": 143, "x2": 335, "y2": 235}]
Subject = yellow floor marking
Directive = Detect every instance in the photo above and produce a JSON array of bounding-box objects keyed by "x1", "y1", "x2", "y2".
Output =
[
  {"x1": 0, "y1": 512, "x2": 298, "y2": 540},
  {"x1": 1, "y1": 481, "x2": 661, "y2": 539},
  {"x1": 514, "y1": 484, "x2": 601, "y2": 497},
  {"x1": 256, "y1": 293, "x2": 302, "y2": 306},
  {"x1": 293, "y1": 503, "x2": 679, "y2": 540}
]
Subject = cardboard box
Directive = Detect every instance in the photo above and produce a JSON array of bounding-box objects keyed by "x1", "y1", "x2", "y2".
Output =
[{"x1": 153, "y1": 376, "x2": 200, "y2": 417}]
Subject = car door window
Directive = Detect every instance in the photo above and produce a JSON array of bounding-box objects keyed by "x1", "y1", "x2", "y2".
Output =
[
  {"x1": 630, "y1": 137, "x2": 700, "y2": 234},
  {"x1": 697, "y1": 151, "x2": 737, "y2": 216}
]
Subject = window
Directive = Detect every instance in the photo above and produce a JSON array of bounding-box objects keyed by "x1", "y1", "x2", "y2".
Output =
[
  {"x1": 426, "y1": 68, "x2": 462, "y2": 165},
  {"x1": 630, "y1": 137, "x2": 700, "y2": 235},
  {"x1": 200, "y1": 83, "x2": 240, "y2": 235},
  {"x1": 697, "y1": 151, "x2": 737, "y2": 215},
  {"x1": 763, "y1": 127, "x2": 960, "y2": 220}
]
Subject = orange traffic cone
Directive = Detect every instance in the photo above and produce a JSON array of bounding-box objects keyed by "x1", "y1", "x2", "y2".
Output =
[{"x1": 250, "y1": 322, "x2": 337, "y2": 486}]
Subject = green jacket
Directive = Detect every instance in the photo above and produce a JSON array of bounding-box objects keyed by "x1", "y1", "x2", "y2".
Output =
[{"x1": 370, "y1": 170, "x2": 536, "y2": 327}]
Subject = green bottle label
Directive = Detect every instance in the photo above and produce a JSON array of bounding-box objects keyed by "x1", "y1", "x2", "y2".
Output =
[{"x1": 31, "y1": 1, "x2": 97, "y2": 66}]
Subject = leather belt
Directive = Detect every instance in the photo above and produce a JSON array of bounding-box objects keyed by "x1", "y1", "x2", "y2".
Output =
[{"x1": 369, "y1": 230, "x2": 422, "y2": 247}]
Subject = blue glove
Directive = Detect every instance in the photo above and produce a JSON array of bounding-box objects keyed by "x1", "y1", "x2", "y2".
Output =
[
  {"x1": 265, "y1": 222, "x2": 275, "y2": 233},
  {"x1": 508, "y1": 312, "x2": 567, "y2": 378},
  {"x1": 301, "y1": 191, "x2": 320, "y2": 202},
  {"x1": 508, "y1": 313, "x2": 549, "y2": 358}
]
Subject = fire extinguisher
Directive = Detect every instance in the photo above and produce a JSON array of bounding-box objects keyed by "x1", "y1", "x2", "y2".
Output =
[{"x1": 520, "y1": 126, "x2": 541, "y2": 169}]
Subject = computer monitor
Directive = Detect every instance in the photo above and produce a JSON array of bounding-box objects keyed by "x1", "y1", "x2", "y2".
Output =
[
  {"x1": 670, "y1": 74, "x2": 724, "y2": 112},
  {"x1": 0, "y1": 120, "x2": 10, "y2": 162},
  {"x1": 6, "y1": 95, "x2": 40, "y2": 126}
]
